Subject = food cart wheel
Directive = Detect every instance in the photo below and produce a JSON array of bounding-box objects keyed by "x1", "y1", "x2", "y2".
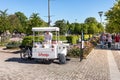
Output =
[{"x1": 58, "y1": 54, "x2": 66, "y2": 64}]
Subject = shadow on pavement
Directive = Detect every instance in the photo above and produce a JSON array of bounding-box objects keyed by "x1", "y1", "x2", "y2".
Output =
[
  {"x1": 5, "y1": 57, "x2": 54, "y2": 65},
  {"x1": 5, "y1": 57, "x2": 69, "y2": 65}
]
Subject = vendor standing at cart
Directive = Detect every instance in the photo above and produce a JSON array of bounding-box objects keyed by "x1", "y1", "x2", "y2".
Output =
[{"x1": 44, "y1": 31, "x2": 53, "y2": 44}]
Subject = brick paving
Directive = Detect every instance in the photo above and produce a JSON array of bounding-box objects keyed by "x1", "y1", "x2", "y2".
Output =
[
  {"x1": 112, "y1": 50, "x2": 120, "y2": 72},
  {"x1": 0, "y1": 47, "x2": 120, "y2": 80}
]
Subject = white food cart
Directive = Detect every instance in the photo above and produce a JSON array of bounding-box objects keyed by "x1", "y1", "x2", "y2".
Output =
[{"x1": 31, "y1": 27, "x2": 69, "y2": 64}]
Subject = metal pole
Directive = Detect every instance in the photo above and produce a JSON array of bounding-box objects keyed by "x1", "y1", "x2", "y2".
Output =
[
  {"x1": 100, "y1": 16, "x2": 102, "y2": 24},
  {"x1": 98, "y1": 11, "x2": 103, "y2": 23},
  {"x1": 48, "y1": 0, "x2": 50, "y2": 27},
  {"x1": 98, "y1": 11, "x2": 104, "y2": 31},
  {"x1": 80, "y1": 30, "x2": 84, "y2": 61}
]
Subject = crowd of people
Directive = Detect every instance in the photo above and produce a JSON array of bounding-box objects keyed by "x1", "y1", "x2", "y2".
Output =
[{"x1": 100, "y1": 33, "x2": 120, "y2": 49}]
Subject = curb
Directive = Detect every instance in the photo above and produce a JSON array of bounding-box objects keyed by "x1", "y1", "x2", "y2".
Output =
[
  {"x1": 0, "y1": 47, "x2": 20, "y2": 53},
  {"x1": 85, "y1": 48, "x2": 95, "y2": 59}
]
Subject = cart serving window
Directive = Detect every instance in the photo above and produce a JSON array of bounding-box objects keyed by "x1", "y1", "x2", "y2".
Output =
[{"x1": 32, "y1": 27, "x2": 60, "y2": 44}]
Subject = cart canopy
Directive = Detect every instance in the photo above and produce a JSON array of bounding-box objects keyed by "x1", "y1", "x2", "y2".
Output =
[{"x1": 32, "y1": 27, "x2": 59, "y2": 31}]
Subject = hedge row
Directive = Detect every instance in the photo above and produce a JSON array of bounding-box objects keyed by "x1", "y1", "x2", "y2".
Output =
[{"x1": 21, "y1": 34, "x2": 93, "y2": 46}]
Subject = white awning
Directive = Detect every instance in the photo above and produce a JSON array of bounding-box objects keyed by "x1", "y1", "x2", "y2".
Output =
[{"x1": 32, "y1": 27, "x2": 59, "y2": 31}]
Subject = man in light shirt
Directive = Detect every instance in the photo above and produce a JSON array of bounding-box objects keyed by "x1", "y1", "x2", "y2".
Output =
[{"x1": 44, "y1": 31, "x2": 53, "y2": 43}]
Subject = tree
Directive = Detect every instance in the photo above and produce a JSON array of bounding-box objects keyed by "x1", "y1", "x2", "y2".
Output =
[
  {"x1": 53, "y1": 19, "x2": 67, "y2": 35},
  {"x1": 68, "y1": 23, "x2": 75, "y2": 34},
  {"x1": 8, "y1": 14, "x2": 22, "y2": 33},
  {"x1": 105, "y1": 0, "x2": 120, "y2": 33},
  {"x1": 66, "y1": 21, "x2": 70, "y2": 34},
  {"x1": 84, "y1": 17, "x2": 98, "y2": 24},
  {"x1": 15, "y1": 12, "x2": 28, "y2": 33},
  {"x1": 105, "y1": 23, "x2": 116, "y2": 33},
  {"x1": 74, "y1": 23, "x2": 81, "y2": 34},
  {"x1": 84, "y1": 17, "x2": 101, "y2": 34},
  {"x1": 0, "y1": 9, "x2": 9, "y2": 33},
  {"x1": 97, "y1": 23, "x2": 104, "y2": 33},
  {"x1": 27, "y1": 13, "x2": 43, "y2": 35}
]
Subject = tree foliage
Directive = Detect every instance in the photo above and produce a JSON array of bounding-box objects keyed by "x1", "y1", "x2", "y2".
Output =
[
  {"x1": 0, "y1": 9, "x2": 104, "y2": 36},
  {"x1": 105, "y1": 0, "x2": 120, "y2": 33},
  {"x1": 84, "y1": 17, "x2": 103, "y2": 34},
  {"x1": 0, "y1": 9, "x2": 9, "y2": 33},
  {"x1": 27, "y1": 13, "x2": 43, "y2": 35},
  {"x1": 74, "y1": 23, "x2": 81, "y2": 34},
  {"x1": 8, "y1": 14, "x2": 22, "y2": 33},
  {"x1": 53, "y1": 19, "x2": 68, "y2": 35},
  {"x1": 15, "y1": 12, "x2": 28, "y2": 33}
]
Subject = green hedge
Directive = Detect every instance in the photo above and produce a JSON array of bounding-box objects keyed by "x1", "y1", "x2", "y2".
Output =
[
  {"x1": 67, "y1": 46, "x2": 93, "y2": 58},
  {"x1": 53, "y1": 35, "x2": 66, "y2": 41},
  {"x1": 34, "y1": 36, "x2": 44, "y2": 42},
  {"x1": 67, "y1": 47, "x2": 81, "y2": 58},
  {"x1": 66, "y1": 35, "x2": 79, "y2": 44},
  {"x1": 84, "y1": 34, "x2": 93, "y2": 40},
  {"x1": 21, "y1": 34, "x2": 93, "y2": 46},
  {"x1": 21, "y1": 36, "x2": 44, "y2": 47},
  {"x1": 6, "y1": 41, "x2": 21, "y2": 49},
  {"x1": 21, "y1": 36, "x2": 33, "y2": 47}
]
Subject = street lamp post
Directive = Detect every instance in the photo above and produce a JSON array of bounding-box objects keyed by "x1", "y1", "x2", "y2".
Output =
[
  {"x1": 98, "y1": 11, "x2": 104, "y2": 32},
  {"x1": 98, "y1": 11, "x2": 103, "y2": 23},
  {"x1": 48, "y1": 0, "x2": 50, "y2": 27}
]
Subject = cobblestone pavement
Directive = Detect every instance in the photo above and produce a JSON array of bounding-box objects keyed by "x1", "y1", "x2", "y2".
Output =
[
  {"x1": 112, "y1": 50, "x2": 120, "y2": 72},
  {"x1": 0, "y1": 47, "x2": 120, "y2": 80}
]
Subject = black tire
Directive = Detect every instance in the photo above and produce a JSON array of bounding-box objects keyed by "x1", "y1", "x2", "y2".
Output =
[
  {"x1": 49, "y1": 59, "x2": 54, "y2": 63},
  {"x1": 39, "y1": 59, "x2": 52, "y2": 64},
  {"x1": 20, "y1": 50, "x2": 28, "y2": 59},
  {"x1": 58, "y1": 54, "x2": 66, "y2": 64}
]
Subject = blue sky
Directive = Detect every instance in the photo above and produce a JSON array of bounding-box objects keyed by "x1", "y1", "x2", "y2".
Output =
[{"x1": 0, "y1": 0, "x2": 115, "y2": 24}]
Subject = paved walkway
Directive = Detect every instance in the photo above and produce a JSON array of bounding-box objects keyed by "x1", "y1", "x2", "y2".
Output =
[{"x1": 0, "y1": 47, "x2": 120, "y2": 80}]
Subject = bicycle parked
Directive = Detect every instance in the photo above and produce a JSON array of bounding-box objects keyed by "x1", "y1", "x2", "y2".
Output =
[{"x1": 19, "y1": 45, "x2": 32, "y2": 60}]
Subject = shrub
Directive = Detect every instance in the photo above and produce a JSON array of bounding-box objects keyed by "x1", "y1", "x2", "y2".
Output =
[
  {"x1": 21, "y1": 36, "x2": 44, "y2": 47},
  {"x1": 89, "y1": 36, "x2": 99, "y2": 46},
  {"x1": 83, "y1": 46, "x2": 93, "y2": 58},
  {"x1": 84, "y1": 34, "x2": 93, "y2": 41},
  {"x1": 6, "y1": 41, "x2": 21, "y2": 49},
  {"x1": 67, "y1": 47, "x2": 81, "y2": 58},
  {"x1": 53, "y1": 35, "x2": 66, "y2": 41},
  {"x1": 67, "y1": 45, "x2": 93, "y2": 58},
  {"x1": 21, "y1": 36, "x2": 33, "y2": 47},
  {"x1": 34, "y1": 36, "x2": 44, "y2": 42},
  {"x1": 67, "y1": 40, "x2": 94, "y2": 58},
  {"x1": 66, "y1": 35, "x2": 79, "y2": 44},
  {"x1": 6, "y1": 38, "x2": 22, "y2": 49}
]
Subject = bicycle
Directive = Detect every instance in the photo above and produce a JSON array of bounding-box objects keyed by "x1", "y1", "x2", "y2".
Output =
[{"x1": 19, "y1": 45, "x2": 32, "y2": 60}]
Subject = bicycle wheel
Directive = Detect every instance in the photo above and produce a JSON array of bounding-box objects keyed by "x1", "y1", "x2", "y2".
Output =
[
  {"x1": 20, "y1": 49, "x2": 29, "y2": 59},
  {"x1": 20, "y1": 50, "x2": 24, "y2": 59}
]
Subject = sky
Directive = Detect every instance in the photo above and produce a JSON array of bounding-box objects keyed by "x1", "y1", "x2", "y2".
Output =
[{"x1": 0, "y1": 0, "x2": 116, "y2": 25}]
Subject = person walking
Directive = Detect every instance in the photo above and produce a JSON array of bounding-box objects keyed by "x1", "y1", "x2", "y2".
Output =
[
  {"x1": 107, "y1": 34, "x2": 112, "y2": 49},
  {"x1": 100, "y1": 33, "x2": 106, "y2": 49},
  {"x1": 114, "y1": 33, "x2": 120, "y2": 49}
]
